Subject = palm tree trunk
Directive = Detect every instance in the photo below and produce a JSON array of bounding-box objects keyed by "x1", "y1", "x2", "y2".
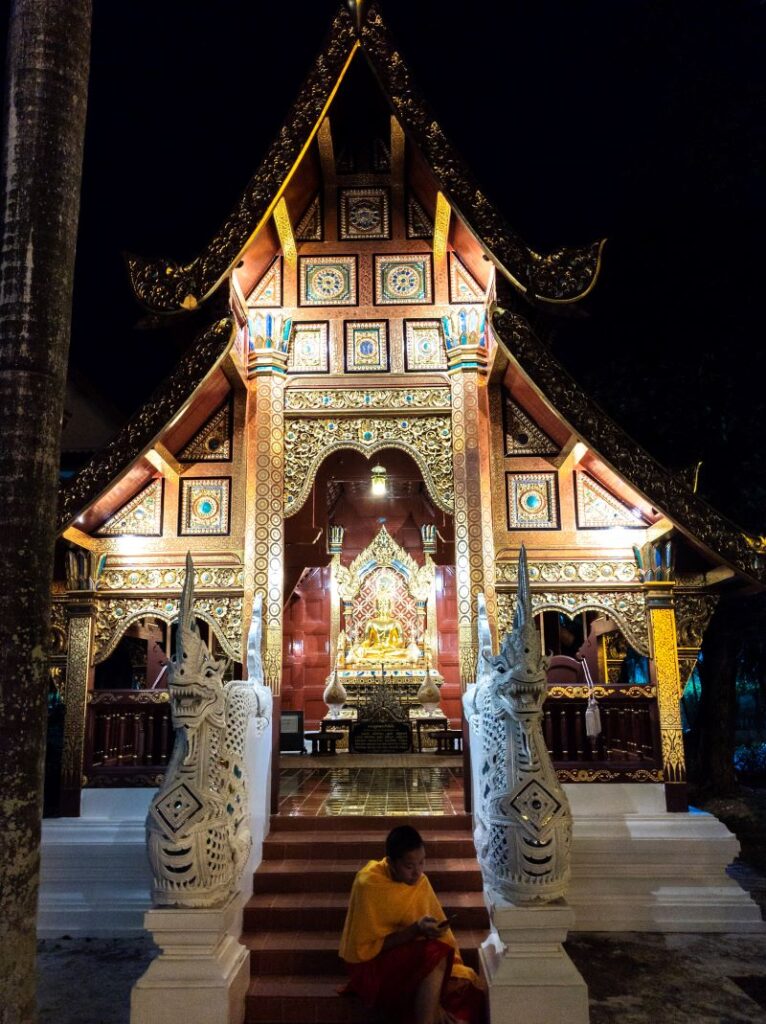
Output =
[{"x1": 0, "y1": 3, "x2": 91, "y2": 1021}]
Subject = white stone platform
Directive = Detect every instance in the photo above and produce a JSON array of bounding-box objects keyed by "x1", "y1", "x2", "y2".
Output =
[
  {"x1": 563, "y1": 783, "x2": 764, "y2": 932},
  {"x1": 39, "y1": 777, "x2": 763, "y2": 936}
]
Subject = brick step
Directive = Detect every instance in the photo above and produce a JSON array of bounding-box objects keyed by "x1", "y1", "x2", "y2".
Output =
[
  {"x1": 245, "y1": 974, "x2": 367, "y2": 1023},
  {"x1": 252, "y1": 859, "x2": 483, "y2": 895},
  {"x1": 244, "y1": 889, "x2": 489, "y2": 932},
  {"x1": 271, "y1": 813, "x2": 472, "y2": 832},
  {"x1": 243, "y1": 929, "x2": 484, "y2": 975},
  {"x1": 263, "y1": 830, "x2": 476, "y2": 861}
]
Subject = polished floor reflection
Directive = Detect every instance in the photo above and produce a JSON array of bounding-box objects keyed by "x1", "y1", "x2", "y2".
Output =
[{"x1": 277, "y1": 765, "x2": 465, "y2": 816}]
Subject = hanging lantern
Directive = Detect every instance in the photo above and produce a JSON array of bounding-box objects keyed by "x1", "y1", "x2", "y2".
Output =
[{"x1": 370, "y1": 464, "x2": 387, "y2": 496}]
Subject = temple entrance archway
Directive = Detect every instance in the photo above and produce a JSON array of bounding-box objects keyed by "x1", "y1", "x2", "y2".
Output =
[{"x1": 279, "y1": 446, "x2": 466, "y2": 813}]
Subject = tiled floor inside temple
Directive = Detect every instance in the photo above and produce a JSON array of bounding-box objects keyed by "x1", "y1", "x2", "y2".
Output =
[{"x1": 277, "y1": 759, "x2": 465, "y2": 816}]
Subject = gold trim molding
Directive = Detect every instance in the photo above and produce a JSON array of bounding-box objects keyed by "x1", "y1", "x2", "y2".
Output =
[
  {"x1": 284, "y1": 387, "x2": 451, "y2": 414},
  {"x1": 547, "y1": 685, "x2": 656, "y2": 700},
  {"x1": 284, "y1": 414, "x2": 454, "y2": 515},
  {"x1": 556, "y1": 768, "x2": 662, "y2": 783},
  {"x1": 99, "y1": 565, "x2": 244, "y2": 592},
  {"x1": 496, "y1": 559, "x2": 639, "y2": 586},
  {"x1": 497, "y1": 589, "x2": 649, "y2": 656}
]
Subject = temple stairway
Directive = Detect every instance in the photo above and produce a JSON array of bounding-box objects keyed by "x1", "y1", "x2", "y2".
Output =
[{"x1": 242, "y1": 813, "x2": 489, "y2": 1023}]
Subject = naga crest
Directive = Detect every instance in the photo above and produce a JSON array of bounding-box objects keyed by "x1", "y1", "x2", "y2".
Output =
[
  {"x1": 488, "y1": 545, "x2": 549, "y2": 715},
  {"x1": 168, "y1": 552, "x2": 227, "y2": 732}
]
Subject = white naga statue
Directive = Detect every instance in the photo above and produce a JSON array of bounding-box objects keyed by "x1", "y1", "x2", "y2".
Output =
[
  {"x1": 147, "y1": 555, "x2": 272, "y2": 907},
  {"x1": 464, "y1": 546, "x2": 572, "y2": 903}
]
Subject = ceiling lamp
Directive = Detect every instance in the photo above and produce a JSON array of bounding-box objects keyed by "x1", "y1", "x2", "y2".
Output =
[{"x1": 370, "y1": 464, "x2": 387, "y2": 497}]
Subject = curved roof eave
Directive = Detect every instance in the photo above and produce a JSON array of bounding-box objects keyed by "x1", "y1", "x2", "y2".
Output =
[
  {"x1": 491, "y1": 278, "x2": 764, "y2": 586},
  {"x1": 126, "y1": 2, "x2": 603, "y2": 314},
  {"x1": 57, "y1": 317, "x2": 235, "y2": 531}
]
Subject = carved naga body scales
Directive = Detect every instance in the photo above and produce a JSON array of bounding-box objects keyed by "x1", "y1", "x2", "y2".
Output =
[
  {"x1": 147, "y1": 554, "x2": 271, "y2": 907},
  {"x1": 465, "y1": 546, "x2": 572, "y2": 904}
]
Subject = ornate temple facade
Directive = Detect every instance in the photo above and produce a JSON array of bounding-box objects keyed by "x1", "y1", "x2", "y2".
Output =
[{"x1": 50, "y1": 3, "x2": 765, "y2": 818}]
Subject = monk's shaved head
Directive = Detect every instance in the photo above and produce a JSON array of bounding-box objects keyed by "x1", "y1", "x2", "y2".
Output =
[{"x1": 385, "y1": 825, "x2": 424, "y2": 862}]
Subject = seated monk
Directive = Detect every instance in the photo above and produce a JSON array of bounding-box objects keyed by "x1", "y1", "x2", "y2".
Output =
[{"x1": 339, "y1": 825, "x2": 484, "y2": 1024}]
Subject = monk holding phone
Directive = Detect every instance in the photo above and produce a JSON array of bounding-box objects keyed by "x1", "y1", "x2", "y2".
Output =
[{"x1": 339, "y1": 825, "x2": 484, "y2": 1024}]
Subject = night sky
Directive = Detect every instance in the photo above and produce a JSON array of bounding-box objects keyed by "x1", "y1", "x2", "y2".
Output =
[{"x1": 50, "y1": 1, "x2": 766, "y2": 530}]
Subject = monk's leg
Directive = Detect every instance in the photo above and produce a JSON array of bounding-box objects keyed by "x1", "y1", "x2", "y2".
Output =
[{"x1": 413, "y1": 955, "x2": 448, "y2": 1024}]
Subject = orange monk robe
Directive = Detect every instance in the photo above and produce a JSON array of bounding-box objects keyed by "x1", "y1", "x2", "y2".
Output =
[{"x1": 339, "y1": 858, "x2": 479, "y2": 985}]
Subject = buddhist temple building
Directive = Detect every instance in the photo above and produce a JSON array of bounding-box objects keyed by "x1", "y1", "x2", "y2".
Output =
[{"x1": 49, "y1": 0, "x2": 766, "y2": 832}]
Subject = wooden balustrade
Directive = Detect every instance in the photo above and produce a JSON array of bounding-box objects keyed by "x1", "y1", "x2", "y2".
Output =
[
  {"x1": 82, "y1": 689, "x2": 661, "y2": 787},
  {"x1": 84, "y1": 691, "x2": 172, "y2": 786},
  {"x1": 543, "y1": 696, "x2": 661, "y2": 777}
]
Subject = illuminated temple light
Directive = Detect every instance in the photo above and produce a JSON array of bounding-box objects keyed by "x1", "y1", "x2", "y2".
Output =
[
  {"x1": 433, "y1": 191, "x2": 451, "y2": 263},
  {"x1": 273, "y1": 197, "x2": 297, "y2": 267},
  {"x1": 371, "y1": 464, "x2": 387, "y2": 496}
]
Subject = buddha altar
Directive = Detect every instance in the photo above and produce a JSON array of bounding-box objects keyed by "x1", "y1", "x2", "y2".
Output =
[{"x1": 349, "y1": 594, "x2": 411, "y2": 665}]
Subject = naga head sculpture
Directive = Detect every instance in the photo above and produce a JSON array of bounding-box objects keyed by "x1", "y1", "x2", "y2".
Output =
[
  {"x1": 489, "y1": 545, "x2": 548, "y2": 713},
  {"x1": 168, "y1": 552, "x2": 227, "y2": 732}
]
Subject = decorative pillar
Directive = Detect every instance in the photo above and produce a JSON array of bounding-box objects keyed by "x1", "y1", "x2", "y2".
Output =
[
  {"x1": 328, "y1": 526, "x2": 344, "y2": 665},
  {"x1": 242, "y1": 315, "x2": 291, "y2": 694},
  {"x1": 446, "y1": 309, "x2": 497, "y2": 687},
  {"x1": 645, "y1": 581, "x2": 688, "y2": 811},
  {"x1": 60, "y1": 596, "x2": 96, "y2": 816}
]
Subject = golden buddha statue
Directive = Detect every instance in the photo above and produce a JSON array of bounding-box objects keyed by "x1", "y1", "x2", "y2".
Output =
[{"x1": 351, "y1": 594, "x2": 409, "y2": 664}]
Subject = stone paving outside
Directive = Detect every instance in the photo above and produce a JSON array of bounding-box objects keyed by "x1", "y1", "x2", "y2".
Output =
[{"x1": 37, "y1": 777, "x2": 766, "y2": 1023}]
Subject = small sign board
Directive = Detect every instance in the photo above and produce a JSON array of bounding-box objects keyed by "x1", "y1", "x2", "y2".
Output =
[{"x1": 351, "y1": 720, "x2": 411, "y2": 754}]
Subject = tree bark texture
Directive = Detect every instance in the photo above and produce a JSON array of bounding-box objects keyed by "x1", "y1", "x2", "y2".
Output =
[{"x1": 0, "y1": 3, "x2": 91, "y2": 1022}]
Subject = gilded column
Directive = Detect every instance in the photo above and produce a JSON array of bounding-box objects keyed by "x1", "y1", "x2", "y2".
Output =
[
  {"x1": 645, "y1": 581, "x2": 687, "y2": 811},
  {"x1": 447, "y1": 312, "x2": 497, "y2": 688},
  {"x1": 60, "y1": 597, "x2": 96, "y2": 816},
  {"x1": 242, "y1": 321, "x2": 289, "y2": 693}
]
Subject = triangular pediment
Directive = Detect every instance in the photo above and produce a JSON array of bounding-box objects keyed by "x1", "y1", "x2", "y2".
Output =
[
  {"x1": 179, "y1": 400, "x2": 233, "y2": 463},
  {"x1": 95, "y1": 478, "x2": 163, "y2": 536},
  {"x1": 575, "y1": 472, "x2": 649, "y2": 529},
  {"x1": 449, "y1": 254, "x2": 484, "y2": 304},
  {"x1": 247, "y1": 257, "x2": 282, "y2": 307},
  {"x1": 503, "y1": 395, "x2": 559, "y2": 456},
  {"x1": 406, "y1": 195, "x2": 433, "y2": 239},
  {"x1": 126, "y1": 4, "x2": 603, "y2": 314},
  {"x1": 295, "y1": 195, "x2": 322, "y2": 241}
]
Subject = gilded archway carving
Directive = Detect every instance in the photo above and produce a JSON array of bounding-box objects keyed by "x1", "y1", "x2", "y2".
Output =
[
  {"x1": 93, "y1": 597, "x2": 243, "y2": 664},
  {"x1": 496, "y1": 589, "x2": 649, "y2": 656},
  {"x1": 283, "y1": 414, "x2": 454, "y2": 515}
]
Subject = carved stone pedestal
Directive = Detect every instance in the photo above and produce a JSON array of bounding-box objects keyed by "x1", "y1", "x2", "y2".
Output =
[
  {"x1": 479, "y1": 899, "x2": 589, "y2": 1024},
  {"x1": 130, "y1": 894, "x2": 248, "y2": 1024}
]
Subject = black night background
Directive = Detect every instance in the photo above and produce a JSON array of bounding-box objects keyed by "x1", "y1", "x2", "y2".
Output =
[{"x1": 11, "y1": 0, "x2": 766, "y2": 531}]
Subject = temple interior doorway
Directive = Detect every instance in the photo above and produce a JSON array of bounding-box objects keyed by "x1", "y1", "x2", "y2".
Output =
[{"x1": 280, "y1": 446, "x2": 463, "y2": 812}]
